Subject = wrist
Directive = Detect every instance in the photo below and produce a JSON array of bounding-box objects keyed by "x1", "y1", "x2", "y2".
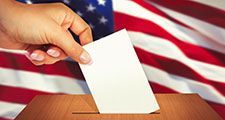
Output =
[
  {"x1": 0, "y1": 0, "x2": 16, "y2": 13},
  {"x1": 0, "y1": 0, "x2": 25, "y2": 32},
  {"x1": 0, "y1": 0, "x2": 26, "y2": 19},
  {"x1": 0, "y1": 1, "x2": 27, "y2": 47}
]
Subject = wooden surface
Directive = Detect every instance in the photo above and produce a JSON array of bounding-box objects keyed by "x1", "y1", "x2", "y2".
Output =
[{"x1": 15, "y1": 94, "x2": 222, "y2": 120}]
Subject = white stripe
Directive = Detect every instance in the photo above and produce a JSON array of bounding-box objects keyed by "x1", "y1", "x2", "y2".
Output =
[
  {"x1": 0, "y1": 48, "x2": 27, "y2": 54},
  {"x1": 193, "y1": 0, "x2": 225, "y2": 11},
  {"x1": 149, "y1": 2, "x2": 225, "y2": 46},
  {"x1": 0, "y1": 101, "x2": 25, "y2": 119},
  {"x1": 1, "y1": 70, "x2": 224, "y2": 120},
  {"x1": 0, "y1": 68, "x2": 90, "y2": 94},
  {"x1": 0, "y1": 67, "x2": 224, "y2": 120},
  {"x1": 128, "y1": 31, "x2": 225, "y2": 83},
  {"x1": 0, "y1": 70, "x2": 224, "y2": 119},
  {"x1": 142, "y1": 64, "x2": 225, "y2": 105},
  {"x1": 113, "y1": 0, "x2": 225, "y2": 54}
]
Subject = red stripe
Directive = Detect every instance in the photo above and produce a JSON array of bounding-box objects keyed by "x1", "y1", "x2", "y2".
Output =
[
  {"x1": 207, "y1": 101, "x2": 225, "y2": 119},
  {"x1": 149, "y1": 81, "x2": 225, "y2": 119},
  {"x1": 0, "y1": 118, "x2": 12, "y2": 120},
  {"x1": 134, "y1": 47, "x2": 225, "y2": 96},
  {"x1": 132, "y1": 0, "x2": 192, "y2": 29},
  {"x1": 149, "y1": 0, "x2": 225, "y2": 28},
  {"x1": 0, "y1": 85, "x2": 58, "y2": 104},
  {"x1": 114, "y1": 12, "x2": 225, "y2": 67},
  {"x1": 1, "y1": 82, "x2": 224, "y2": 119},
  {"x1": 0, "y1": 52, "x2": 84, "y2": 80},
  {"x1": 149, "y1": 82, "x2": 177, "y2": 93}
]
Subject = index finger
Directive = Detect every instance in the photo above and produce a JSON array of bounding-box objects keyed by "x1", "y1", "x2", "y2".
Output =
[{"x1": 69, "y1": 11, "x2": 93, "y2": 45}]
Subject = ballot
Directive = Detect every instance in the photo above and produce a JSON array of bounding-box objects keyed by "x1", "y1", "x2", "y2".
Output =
[{"x1": 79, "y1": 29, "x2": 159, "y2": 114}]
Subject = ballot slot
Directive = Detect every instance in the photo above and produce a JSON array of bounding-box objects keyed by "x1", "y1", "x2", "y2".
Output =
[
  {"x1": 72, "y1": 111, "x2": 100, "y2": 114},
  {"x1": 71, "y1": 110, "x2": 160, "y2": 114}
]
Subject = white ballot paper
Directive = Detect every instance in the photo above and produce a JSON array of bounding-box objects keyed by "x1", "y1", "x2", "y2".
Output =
[{"x1": 79, "y1": 29, "x2": 159, "y2": 114}]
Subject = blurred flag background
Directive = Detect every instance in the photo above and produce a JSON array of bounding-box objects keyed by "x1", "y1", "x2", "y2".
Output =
[{"x1": 1, "y1": 0, "x2": 225, "y2": 119}]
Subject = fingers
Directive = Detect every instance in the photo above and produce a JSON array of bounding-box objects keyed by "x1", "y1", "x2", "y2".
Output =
[
  {"x1": 51, "y1": 28, "x2": 92, "y2": 64},
  {"x1": 24, "y1": 3, "x2": 94, "y2": 65},
  {"x1": 62, "y1": 7, "x2": 93, "y2": 45},
  {"x1": 26, "y1": 50, "x2": 58, "y2": 65},
  {"x1": 69, "y1": 13, "x2": 93, "y2": 45},
  {"x1": 48, "y1": 3, "x2": 93, "y2": 45},
  {"x1": 25, "y1": 46, "x2": 67, "y2": 66}
]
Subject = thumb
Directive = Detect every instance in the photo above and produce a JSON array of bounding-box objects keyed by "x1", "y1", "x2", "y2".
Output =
[{"x1": 50, "y1": 27, "x2": 92, "y2": 64}]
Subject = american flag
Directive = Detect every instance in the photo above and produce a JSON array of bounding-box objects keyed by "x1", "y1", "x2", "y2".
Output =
[{"x1": 1, "y1": 0, "x2": 225, "y2": 119}]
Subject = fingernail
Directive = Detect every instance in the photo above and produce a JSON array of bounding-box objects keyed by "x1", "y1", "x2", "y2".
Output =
[
  {"x1": 30, "y1": 53, "x2": 44, "y2": 61},
  {"x1": 80, "y1": 51, "x2": 92, "y2": 64},
  {"x1": 47, "y1": 49, "x2": 60, "y2": 57}
]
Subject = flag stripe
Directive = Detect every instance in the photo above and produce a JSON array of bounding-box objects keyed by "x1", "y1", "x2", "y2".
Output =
[
  {"x1": 0, "y1": 118, "x2": 11, "y2": 120},
  {"x1": 0, "y1": 68, "x2": 89, "y2": 94},
  {"x1": 207, "y1": 101, "x2": 225, "y2": 119},
  {"x1": 149, "y1": 0, "x2": 225, "y2": 29},
  {"x1": 0, "y1": 85, "x2": 56, "y2": 104},
  {"x1": 150, "y1": 3, "x2": 225, "y2": 47},
  {"x1": 150, "y1": 82, "x2": 225, "y2": 118},
  {"x1": 0, "y1": 82, "x2": 176, "y2": 107},
  {"x1": 114, "y1": 12, "x2": 225, "y2": 67},
  {"x1": 113, "y1": 0, "x2": 225, "y2": 55},
  {"x1": 149, "y1": 82, "x2": 177, "y2": 93},
  {"x1": 129, "y1": 31, "x2": 225, "y2": 83},
  {"x1": 131, "y1": 0, "x2": 192, "y2": 29},
  {"x1": 0, "y1": 82, "x2": 175, "y2": 105},
  {"x1": 193, "y1": 0, "x2": 225, "y2": 11},
  {"x1": 0, "y1": 52, "x2": 84, "y2": 79},
  {"x1": 135, "y1": 47, "x2": 225, "y2": 96},
  {"x1": 3, "y1": 31, "x2": 225, "y2": 86},
  {"x1": 0, "y1": 101, "x2": 25, "y2": 120},
  {"x1": 142, "y1": 64, "x2": 225, "y2": 104},
  {"x1": 1, "y1": 84, "x2": 225, "y2": 119}
]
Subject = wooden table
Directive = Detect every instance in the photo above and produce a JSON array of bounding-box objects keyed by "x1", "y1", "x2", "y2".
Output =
[{"x1": 15, "y1": 94, "x2": 222, "y2": 120}]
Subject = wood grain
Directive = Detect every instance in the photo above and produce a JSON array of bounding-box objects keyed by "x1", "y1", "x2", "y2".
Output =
[{"x1": 15, "y1": 94, "x2": 222, "y2": 120}]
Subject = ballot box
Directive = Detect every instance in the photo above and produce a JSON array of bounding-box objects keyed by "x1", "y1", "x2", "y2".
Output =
[{"x1": 15, "y1": 94, "x2": 222, "y2": 120}]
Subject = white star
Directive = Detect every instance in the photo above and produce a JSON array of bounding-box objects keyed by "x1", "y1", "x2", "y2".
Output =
[
  {"x1": 99, "y1": 16, "x2": 108, "y2": 25},
  {"x1": 89, "y1": 23, "x2": 95, "y2": 29},
  {"x1": 25, "y1": 0, "x2": 32, "y2": 4},
  {"x1": 76, "y1": 11, "x2": 83, "y2": 17},
  {"x1": 63, "y1": 0, "x2": 70, "y2": 4},
  {"x1": 86, "y1": 4, "x2": 96, "y2": 12},
  {"x1": 97, "y1": 0, "x2": 106, "y2": 6}
]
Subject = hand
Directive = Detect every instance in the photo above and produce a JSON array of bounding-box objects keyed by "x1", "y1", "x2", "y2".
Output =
[{"x1": 0, "y1": 1, "x2": 93, "y2": 65}]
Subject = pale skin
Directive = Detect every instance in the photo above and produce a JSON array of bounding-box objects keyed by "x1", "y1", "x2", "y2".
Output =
[{"x1": 0, "y1": 0, "x2": 93, "y2": 65}]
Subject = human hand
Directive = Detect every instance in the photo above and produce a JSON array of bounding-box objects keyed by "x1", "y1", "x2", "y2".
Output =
[{"x1": 0, "y1": 1, "x2": 93, "y2": 65}]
